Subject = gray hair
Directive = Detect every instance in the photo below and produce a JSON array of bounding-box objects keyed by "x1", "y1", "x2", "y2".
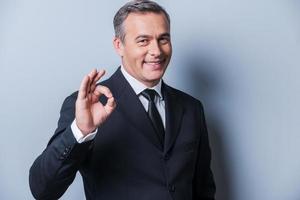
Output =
[{"x1": 113, "y1": 0, "x2": 170, "y2": 43}]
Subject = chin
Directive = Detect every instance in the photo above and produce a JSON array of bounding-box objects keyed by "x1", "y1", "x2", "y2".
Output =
[{"x1": 146, "y1": 72, "x2": 164, "y2": 81}]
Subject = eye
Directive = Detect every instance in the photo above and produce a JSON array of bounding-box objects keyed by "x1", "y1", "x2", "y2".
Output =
[
  {"x1": 159, "y1": 37, "x2": 170, "y2": 45},
  {"x1": 137, "y1": 39, "x2": 149, "y2": 46}
]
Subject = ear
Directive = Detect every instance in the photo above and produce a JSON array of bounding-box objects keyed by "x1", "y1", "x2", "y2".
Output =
[{"x1": 113, "y1": 37, "x2": 124, "y2": 57}]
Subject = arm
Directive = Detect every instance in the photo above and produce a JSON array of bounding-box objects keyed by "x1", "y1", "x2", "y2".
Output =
[
  {"x1": 29, "y1": 69, "x2": 116, "y2": 199},
  {"x1": 29, "y1": 94, "x2": 93, "y2": 199},
  {"x1": 193, "y1": 102, "x2": 216, "y2": 200}
]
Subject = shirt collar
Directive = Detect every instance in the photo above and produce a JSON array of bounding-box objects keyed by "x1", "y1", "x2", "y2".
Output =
[{"x1": 120, "y1": 66, "x2": 163, "y2": 99}]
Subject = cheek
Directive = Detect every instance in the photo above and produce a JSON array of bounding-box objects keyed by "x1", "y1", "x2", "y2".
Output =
[
  {"x1": 163, "y1": 45, "x2": 172, "y2": 55},
  {"x1": 123, "y1": 46, "x2": 148, "y2": 66},
  {"x1": 133, "y1": 50, "x2": 147, "y2": 63}
]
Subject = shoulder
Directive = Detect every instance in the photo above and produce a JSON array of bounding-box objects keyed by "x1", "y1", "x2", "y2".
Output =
[
  {"x1": 164, "y1": 83, "x2": 204, "y2": 107},
  {"x1": 61, "y1": 91, "x2": 78, "y2": 107}
]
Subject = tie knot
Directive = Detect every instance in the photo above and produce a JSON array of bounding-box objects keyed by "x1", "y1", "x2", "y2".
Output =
[{"x1": 141, "y1": 89, "x2": 157, "y2": 102}]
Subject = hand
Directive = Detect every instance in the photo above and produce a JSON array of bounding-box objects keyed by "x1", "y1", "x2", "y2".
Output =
[{"x1": 75, "y1": 69, "x2": 116, "y2": 135}]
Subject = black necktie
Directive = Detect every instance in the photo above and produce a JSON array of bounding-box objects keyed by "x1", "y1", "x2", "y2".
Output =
[{"x1": 141, "y1": 89, "x2": 165, "y2": 145}]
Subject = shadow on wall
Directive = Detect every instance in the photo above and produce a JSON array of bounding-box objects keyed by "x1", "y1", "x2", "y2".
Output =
[{"x1": 183, "y1": 52, "x2": 234, "y2": 200}]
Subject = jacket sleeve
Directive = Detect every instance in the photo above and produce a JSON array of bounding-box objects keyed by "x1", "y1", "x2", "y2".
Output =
[
  {"x1": 29, "y1": 93, "x2": 93, "y2": 200},
  {"x1": 193, "y1": 101, "x2": 216, "y2": 200}
]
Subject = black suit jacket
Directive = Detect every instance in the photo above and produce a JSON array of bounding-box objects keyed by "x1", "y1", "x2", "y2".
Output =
[{"x1": 29, "y1": 68, "x2": 215, "y2": 200}]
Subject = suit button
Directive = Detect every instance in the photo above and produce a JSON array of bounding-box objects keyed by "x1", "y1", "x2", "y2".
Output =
[
  {"x1": 168, "y1": 185, "x2": 175, "y2": 192},
  {"x1": 163, "y1": 154, "x2": 170, "y2": 161}
]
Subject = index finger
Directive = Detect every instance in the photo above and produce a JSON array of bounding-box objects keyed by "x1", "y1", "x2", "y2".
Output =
[{"x1": 93, "y1": 85, "x2": 113, "y2": 98}]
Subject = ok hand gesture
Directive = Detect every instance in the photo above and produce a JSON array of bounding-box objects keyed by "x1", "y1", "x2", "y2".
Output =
[{"x1": 75, "y1": 69, "x2": 116, "y2": 135}]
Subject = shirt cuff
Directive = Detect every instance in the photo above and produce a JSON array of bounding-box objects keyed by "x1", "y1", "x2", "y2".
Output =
[{"x1": 71, "y1": 120, "x2": 97, "y2": 143}]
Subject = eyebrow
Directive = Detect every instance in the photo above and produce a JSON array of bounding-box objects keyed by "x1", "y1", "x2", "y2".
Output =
[
  {"x1": 135, "y1": 35, "x2": 150, "y2": 41},
  {"x1": 159, "y1": 33, "x2": 171, "y2": 38},
  {"x1": 135, "y1": 33, "x2": 171, "y2": 41}
]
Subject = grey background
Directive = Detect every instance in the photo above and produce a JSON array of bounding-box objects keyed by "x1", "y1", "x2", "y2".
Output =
[{"x1": 1, "y1": 0, "x2": 300, "y2": 199}]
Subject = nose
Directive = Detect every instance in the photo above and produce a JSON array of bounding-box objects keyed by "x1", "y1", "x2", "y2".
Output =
[{"x1": 148, "y1": 40, "x2": 162, "y2": 57}]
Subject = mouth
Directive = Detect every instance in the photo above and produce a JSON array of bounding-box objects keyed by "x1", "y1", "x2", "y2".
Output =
[{"x1": 143, "y1": 59, "x2": 166, "y2": 69}]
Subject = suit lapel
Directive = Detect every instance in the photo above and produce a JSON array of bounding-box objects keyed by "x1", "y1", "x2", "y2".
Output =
[
  {"x1": 105, "y1": 68, "x2": 184, "y2": 152},
  {"x1": 163, "y1": 83, "x2": 184, "y2": 154},
  {"x1": 107, "y1": 68, "x2": 163, "y2": 151}
]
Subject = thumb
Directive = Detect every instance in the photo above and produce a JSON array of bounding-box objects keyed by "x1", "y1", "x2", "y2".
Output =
[{"x1": 104, "y1": 97, "x2": 116, "y2": 115}]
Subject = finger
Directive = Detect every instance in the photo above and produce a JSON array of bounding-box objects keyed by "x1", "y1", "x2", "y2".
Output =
[
  {"x1": 104, "y1": 96, "x2": 116, "y2": 115},
  {"x1": 106, "y1": 96, "x2": 116, "y2": 109},
  {"x1": 90, "y1": 70, "x2": 106, "y2": 92},
  {"x1": 88, "y1": 69, "x2": 97, "y2": 87},
  {"x1": 78, "y1": 75, "x2": 90, "y2": 100},
  {"x1": 94, "y1": 69, "x2": 105, "y2": 83},
  {"x1": 94, "y1": 85, "x2": 113, "y2": 98},
  {"x1": 88, "y1": 69, "x2": 97, "y2": 79}
]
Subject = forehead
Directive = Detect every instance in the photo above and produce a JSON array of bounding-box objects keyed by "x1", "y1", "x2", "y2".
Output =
[{"x1": 123, "y1": 12, "x2": 170, "y2": 35}]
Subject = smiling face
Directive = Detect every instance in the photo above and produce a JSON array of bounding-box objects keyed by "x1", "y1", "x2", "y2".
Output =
[{"x1": 113, "y1": 12, "x2": 172, "y2": 87}]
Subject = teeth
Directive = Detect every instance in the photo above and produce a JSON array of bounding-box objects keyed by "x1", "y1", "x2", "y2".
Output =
[{"x1": 146, "y1": 61, "x2": 162, "y2": 64}]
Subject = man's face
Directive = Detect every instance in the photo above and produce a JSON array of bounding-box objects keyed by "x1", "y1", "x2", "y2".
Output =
[{"x1": 114, "y1": 12, "x2": 172, "y2": 87}]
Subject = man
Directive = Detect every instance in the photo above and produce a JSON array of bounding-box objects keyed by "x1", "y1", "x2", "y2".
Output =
[{"x1": 29, "y1": 1, "x2": 216, "y2": 199}]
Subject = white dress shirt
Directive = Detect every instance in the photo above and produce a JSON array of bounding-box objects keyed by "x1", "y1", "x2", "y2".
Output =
[{"x1": 71, "y1": 66, "x2": 166, "y2": 143}]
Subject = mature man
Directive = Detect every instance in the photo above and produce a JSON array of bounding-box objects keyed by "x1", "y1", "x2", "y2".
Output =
[{"x1": 29, "y1": 1, "x2": 216, "y2": 199}]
